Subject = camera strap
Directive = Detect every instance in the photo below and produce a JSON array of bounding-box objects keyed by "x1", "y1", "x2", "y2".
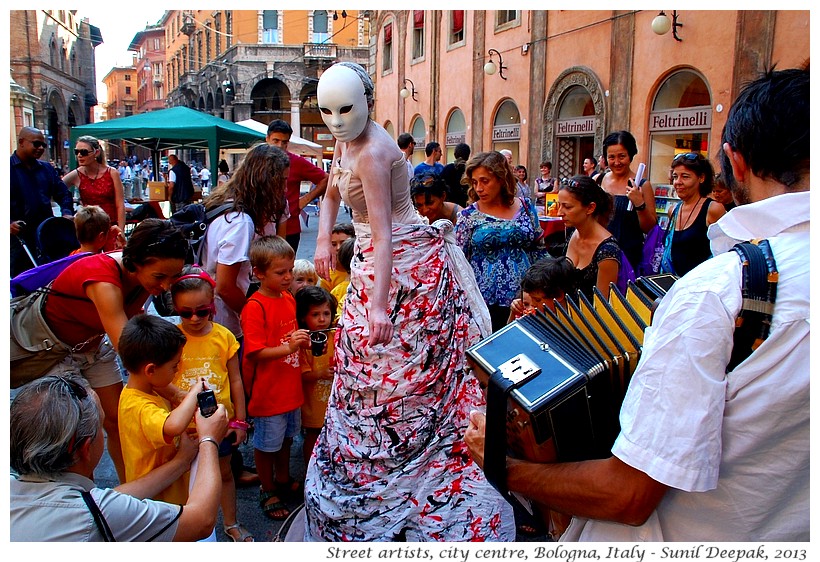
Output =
[{"x1": 81, "y1": 490, "x2": 117, "y2": 542}]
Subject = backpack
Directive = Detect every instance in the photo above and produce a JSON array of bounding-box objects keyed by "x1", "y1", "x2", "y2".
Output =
[
  {"x1": 10, "y1": 252, "x2": 92, "y2": 298},
  {"x1": 168, "y1": 202, "x2": 234, "y2": 263}
]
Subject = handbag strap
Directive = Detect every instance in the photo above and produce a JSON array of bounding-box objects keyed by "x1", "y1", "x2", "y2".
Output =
[{"x1": 80, "y1": 490, "x2": 116, "y2": 542}]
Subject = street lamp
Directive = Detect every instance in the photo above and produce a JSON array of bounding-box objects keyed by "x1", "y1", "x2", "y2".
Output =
[
  {"x1": 652, "y1": 11, "x2": 683, "y2": 42},
  {"x1": 399, "y1": 78, "x2": 417, "y2": 101},
  {"x1": 484, "y1": 48, "x2": 507, "y2": 80}
]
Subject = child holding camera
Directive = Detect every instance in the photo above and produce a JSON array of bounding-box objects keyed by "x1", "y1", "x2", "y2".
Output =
[
  {"x1": 295, "y1": 285, "x2": 338, "y2": 469},
  {"x1": 169, "y1": 265, "x2": 251, "y2": 542},
  {"x1": 241, "y1": 235, "x2": 310, "y2": 520},
  {"x1": 117, "y1": 314, "x2": 202, "y2": 505}
]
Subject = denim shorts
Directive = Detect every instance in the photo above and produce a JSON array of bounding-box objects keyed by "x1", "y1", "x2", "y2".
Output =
[{"x1": 252, "y1": 409, "x2": 301, "y2": 453}]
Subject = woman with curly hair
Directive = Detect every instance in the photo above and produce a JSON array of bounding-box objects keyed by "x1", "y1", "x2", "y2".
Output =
[
  {"x1": 455, "y1": 151, "x2": 545, "y2": 331},
  {"x1": 201, "y1": 143, "x2": 290, "y2": 338}
]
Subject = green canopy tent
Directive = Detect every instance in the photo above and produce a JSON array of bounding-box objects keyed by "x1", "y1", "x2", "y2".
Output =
[{"x1": 69, "y1": 106, "x2": 266, "y2": 182}]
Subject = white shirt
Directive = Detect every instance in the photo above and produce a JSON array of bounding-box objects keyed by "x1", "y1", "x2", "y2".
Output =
[
  {"x1": 565, "y1": 191, "x2": 810, "y2": 542},
  {"x1": 199, "y1": 168, "x2": 211, "y2": 181},
  {"x1": 201, "y1": 208, "x2": 290, "y2": 338},
  {"x1": 11, "y1": 472, "x2": 181, "y2": 541}
]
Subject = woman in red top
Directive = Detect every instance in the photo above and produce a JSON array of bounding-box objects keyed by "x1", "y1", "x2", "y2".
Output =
[
  {"x1": 42, "y1": 218, "x2": 189, "y2": 481},
  {"x1": 63, "y1": 135, "x2": 126, "y2": 251}
]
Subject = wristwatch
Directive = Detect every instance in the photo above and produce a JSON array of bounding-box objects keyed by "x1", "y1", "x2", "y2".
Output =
[{"x1": 634, "y1": 202, "x2": 647, "y2": 211}]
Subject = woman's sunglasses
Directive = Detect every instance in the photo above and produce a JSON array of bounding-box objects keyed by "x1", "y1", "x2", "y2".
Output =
[
  {"x1": 74, "y1": 148, "x2": 95, "y2": 157},
  {"x1": 672, "y1": 152, "x2": 701, "y2": 164},
  {"x1": 176, "y1": 305, "x2": 214, "y2": 319}
]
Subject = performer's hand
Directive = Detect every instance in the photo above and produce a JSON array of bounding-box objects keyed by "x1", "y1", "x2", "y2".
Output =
[
  {"x1": 465, "y1": 410, "x2": 487, "y2": 469},
  {"x1": 314, "y1": 241, "x2": 335, "y2": 281},
  {"x1": 367, "y1": 307, "x2": 392, "y2": 347}
]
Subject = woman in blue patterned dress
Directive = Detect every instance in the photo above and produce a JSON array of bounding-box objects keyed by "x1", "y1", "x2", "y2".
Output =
[{"x1": 455, "y1": 151, "x2": 546, "y2": 332}]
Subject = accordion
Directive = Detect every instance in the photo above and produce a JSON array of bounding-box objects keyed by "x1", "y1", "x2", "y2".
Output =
[{"x1": 467, "y1": 277, "x2": 675, "y2": 474}]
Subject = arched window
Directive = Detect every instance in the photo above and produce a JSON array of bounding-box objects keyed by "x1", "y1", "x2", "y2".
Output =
[
  {"x1": 647, "y1": 70, "x2": 712, "y2": 189},
  {"x1": 445, "y1": 109, "x2": 466, "y2": 162},
  {"x1": 492, "y1": 99, "x2": 521, "y2": 163},
  {"x1": 410, "y1": 116, "x2": 427, "y2": 166}
]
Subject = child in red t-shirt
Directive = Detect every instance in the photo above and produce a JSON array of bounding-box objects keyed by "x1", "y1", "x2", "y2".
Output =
[{"x1": 240, "y1": 235, "x2": 310, "y2": 521}]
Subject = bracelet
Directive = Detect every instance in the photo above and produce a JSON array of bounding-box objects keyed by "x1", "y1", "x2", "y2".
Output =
[
  {"x1": 199, "y1": 436, "x2": 219, "y2": 448},
  {"x1": 229, "y1": 419, "x2": 250, "y2": 430},
  {"x1": 634, "y1": 202, "x2": 647, "y2": 211}
]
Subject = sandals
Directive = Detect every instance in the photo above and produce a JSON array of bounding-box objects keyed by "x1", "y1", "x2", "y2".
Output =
[
  {"x1": 223, "y1": 522, "x2": 254, "y2": 542},
  {"x1": 258, "y1": 488, "x2": 290, "y2": 521},
  {"x1": 278, "y1": 478, "x2": 304, "y2": 502}
]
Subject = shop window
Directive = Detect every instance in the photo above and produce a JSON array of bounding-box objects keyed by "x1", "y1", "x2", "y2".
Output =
[
  {"x1": 445, "y1": 109, "x2": 467, "y2": 163},
  {"x1": 410, "y1": 116, "x2": 427, "y2": 165},
  {"x1": 648, "y1": 70, "x2": 712, "y2": 190},
  {"x1": 492, "y1": 99, "x2": 521, "y2": 163}
]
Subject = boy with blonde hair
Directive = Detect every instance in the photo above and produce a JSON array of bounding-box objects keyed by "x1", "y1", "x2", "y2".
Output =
[
  {"x1": 71, "y1": 205, "x2": 114, "y2": 255},
  {"x1": 290, "y1": 258, "x2": 318, "y2": 294}
]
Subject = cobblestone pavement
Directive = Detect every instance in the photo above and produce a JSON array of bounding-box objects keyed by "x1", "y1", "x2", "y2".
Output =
[{"x1": 90, "y1": 205, "x2": 546, "y2": 542}]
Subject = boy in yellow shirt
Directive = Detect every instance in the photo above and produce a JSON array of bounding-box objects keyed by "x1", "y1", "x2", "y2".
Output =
[{"x1": 118, "y1": 314, "x2": 205, "y2": 505}]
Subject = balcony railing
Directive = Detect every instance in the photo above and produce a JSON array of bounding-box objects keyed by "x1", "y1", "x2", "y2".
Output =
[{"x1": 304, "y1": 43, "x2": 336, "y2": 60}]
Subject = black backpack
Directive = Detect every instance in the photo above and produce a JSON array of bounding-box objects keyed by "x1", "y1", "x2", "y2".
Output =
[{"x1": 168, "y1": 202, "x2": 234, "y2": 264}]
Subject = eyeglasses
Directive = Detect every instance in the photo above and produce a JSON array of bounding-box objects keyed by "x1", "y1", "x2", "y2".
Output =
[
  {"x1": 672, "y1": 152, "x2": 701, "y2": 164},
  {"x1": 30, "y1": 140, "x2": 47, "y2": 149},
  {"x1": 74, "y1": 148, "x2": 95, "y2": 157},
  {"x1": 176, "y1": 305, "x2": 215, "y2": 319}
]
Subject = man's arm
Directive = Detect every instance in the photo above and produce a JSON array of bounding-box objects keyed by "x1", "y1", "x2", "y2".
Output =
[
  {"x1": 173, "y1": 405, "x2": 228, "y2": 541},
  {"x1": 49, "y1": 165, "x2": 75, "y2": 216},
  {"x1": 299, "y1": 175, "x2": 329, "y2": 210},
  {"x1": 114, "y1": 433, "x2": 197, "y2": 498},
  {"x1": 465, "y1": 411, "x2": 668, "y2": 526}
]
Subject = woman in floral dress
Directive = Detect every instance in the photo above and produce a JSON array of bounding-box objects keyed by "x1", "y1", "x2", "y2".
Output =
[{"x1": 455, "y1": 151, "x2": 546, "y2": 332}]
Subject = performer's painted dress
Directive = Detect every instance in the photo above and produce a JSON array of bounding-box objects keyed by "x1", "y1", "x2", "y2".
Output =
[{"x1": 303, "y1": 161, "x2": 515, "y2": 542}]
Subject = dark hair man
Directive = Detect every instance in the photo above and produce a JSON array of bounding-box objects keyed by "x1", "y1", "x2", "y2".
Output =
[
  {"x1": 266, "y1": 119, "x2": 329, "y2": 253},
  {"x1": 397, "y1": 132, "x2": 416, "y2": 180},
  {"x1": 413, "y1": 141, "x2": 444, "y2": 177},
  {"x1": 466, "y1": 66, "x2": 809, "y2": 541},
  {"x1": 441, "y1": 142, "x2": 471, "y2": 207},
  {"x1": 166, "y1": 154, "x2": 194, "y2": 213}
]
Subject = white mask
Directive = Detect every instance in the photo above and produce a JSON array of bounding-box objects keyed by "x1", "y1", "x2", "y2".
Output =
[{"x1": 317, "y1": 65, "x2": 370, "y2": 142}]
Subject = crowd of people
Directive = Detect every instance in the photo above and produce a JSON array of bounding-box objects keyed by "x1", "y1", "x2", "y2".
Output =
[{"x1": 10, "y1": 63, "x2": 808, "y2": 543}]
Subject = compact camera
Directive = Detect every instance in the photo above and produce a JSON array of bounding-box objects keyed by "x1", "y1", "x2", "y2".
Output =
[{"x1": 196, "y1": 387, "x2": 218, "y2": 418}]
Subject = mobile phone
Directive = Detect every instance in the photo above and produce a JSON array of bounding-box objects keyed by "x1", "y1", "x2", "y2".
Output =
[{"x1": 197, "y1": 388, "x2": 218, "y2": 418}]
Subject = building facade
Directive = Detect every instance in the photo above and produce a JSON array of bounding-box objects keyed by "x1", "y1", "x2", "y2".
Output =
[
  {"x1": 100, "y1": 63, "x2": 137, "y2": 161},
  {"x1": 163, "y1": 9, "x2": 370, "y2": 156},
  {"x1": 371, "y1": 9, "x2": 810, "y2": 194},
  {"x1": 9, "y1": 9, "x2": 102, "y2": 168},
  {"x1": 128, "y1": 26, "x2": 167, "y2": 114}
]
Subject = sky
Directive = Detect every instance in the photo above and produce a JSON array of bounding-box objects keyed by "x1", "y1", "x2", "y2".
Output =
[{"x1": 76, "y1": 7, "x2": 167, "y2": 104}]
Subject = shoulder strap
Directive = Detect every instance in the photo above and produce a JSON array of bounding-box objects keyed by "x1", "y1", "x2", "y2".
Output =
[
  {"x1": 243, "y1": 296, "x2": 267, "y2": 405},
  {"x1": 205, "y1": 202, "x2": 235, "y2": 224},
  {"x1": 727, "y1": 239, "x2": 778, "y2": 372},
  {"x1": 80, "y1": 490, "x2": 116, "y2": 542}
]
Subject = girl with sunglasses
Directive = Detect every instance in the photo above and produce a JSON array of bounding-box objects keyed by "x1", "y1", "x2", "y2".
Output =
[
  {"x1": 63, "y1": 135, "x2": 126, "y2": 251},
  {"x1": 660, "y1": 152, "x2": 726, "y2": 276},
  {"x1": 169, "y1": 265, "x2": 251, "y2": 542}
]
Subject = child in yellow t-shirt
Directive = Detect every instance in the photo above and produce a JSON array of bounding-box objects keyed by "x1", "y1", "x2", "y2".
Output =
[
  {"x1": 169, "y1": 265, "x2": 251, "y2": 542},
  {"x1": 118, "y1": 314, "x2": 202, "y2": 506},
  {"x1": 294, "y1": 285, "x2": 338, "y2": 468},
  {"x1": 319, "y1": 222, "x2": 355, "y2": 293},
  {"x1": 330, "y1": 236, "x2": 355, "y2": 319}
]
